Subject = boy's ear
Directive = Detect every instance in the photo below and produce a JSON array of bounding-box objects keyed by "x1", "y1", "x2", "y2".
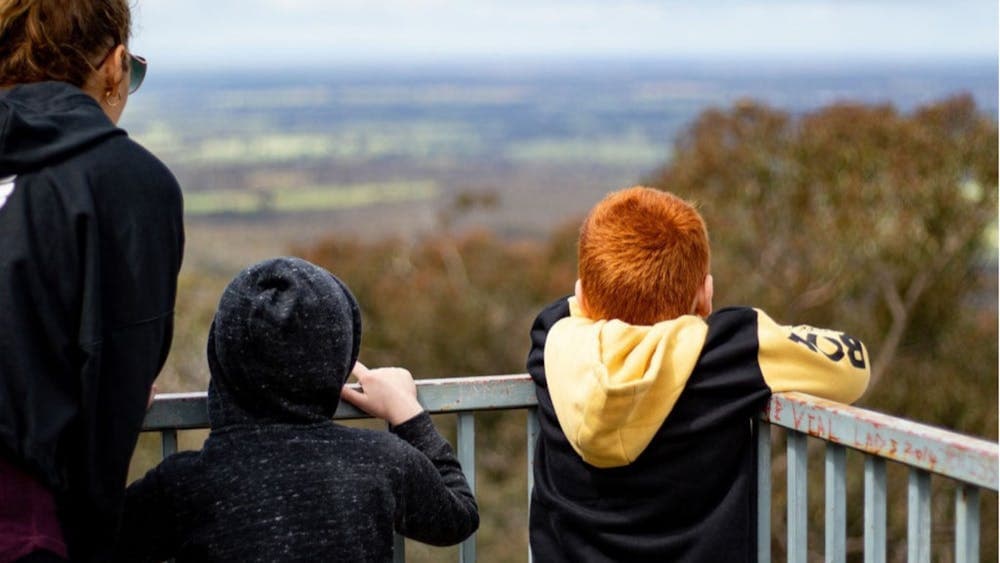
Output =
[
  {"x1": 574, "y1": 279, "x2": 591, "y2": 316},
  {"x1": 694, "y1": 274, "x2": 714, "y2": 318}
]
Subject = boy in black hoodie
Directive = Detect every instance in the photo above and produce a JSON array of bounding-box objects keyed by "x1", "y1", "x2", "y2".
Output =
[
  {"x1": 528, "y1": 187, "x2": 870, "y2": 562},
  {"x1": 115, "y1": 257, "x2": 479, "y2": 562}
]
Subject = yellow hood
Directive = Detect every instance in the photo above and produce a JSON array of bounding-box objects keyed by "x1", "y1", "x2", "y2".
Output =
[{"x1": 544, "y1": 298, "x2": 709, "y2": 468}]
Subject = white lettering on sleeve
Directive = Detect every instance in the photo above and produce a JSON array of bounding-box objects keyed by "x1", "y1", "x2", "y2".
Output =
[{"x1": 0, "y1": 176, "x2": 15, "y2": 210}]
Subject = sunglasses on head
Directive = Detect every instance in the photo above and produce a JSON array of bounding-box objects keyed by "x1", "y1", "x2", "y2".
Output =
[{"x1": 128, "y1": 53, "x2": 147, "y2": 94}]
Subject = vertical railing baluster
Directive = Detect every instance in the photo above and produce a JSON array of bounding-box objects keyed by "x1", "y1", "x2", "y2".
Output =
[
  {"x1": 392, "y1": 534, "x2": 405, "y2": 563},
  {"x1": 756, "y1": 421, "x2": 771, "y2": 563},
  {"x1": 391, "y1": 418, "x2": 406, "y2": 563},
  {"x1": 825, "y1": 444, "x2": 847, "y2": 563},
  {"x1": 526, "y1": 407, "x2": 539, "y2": 563},
  {"x1": 954, "y1": 484, "x2": 980, "y2": 563},
  {"x1": 161, "y1": 429, "x2": 177, "y2": 458},
  {"x1": 864, "y1": 457, "x2": 887, "y2": 563},
  {"x1": 906, "y1": 469, "x2": 931, "y2": 563},
  {"x1": 458, "y1": 413, "x2": 476, "y2": 563},
  {"x1": 161, "y1": 430, "x2": 179, "y2": 563},
  {"x1": 787, "y1": 431, "x2": 808, "y2": 563}
]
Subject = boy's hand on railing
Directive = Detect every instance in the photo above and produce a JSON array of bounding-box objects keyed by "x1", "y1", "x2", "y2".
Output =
[{"x1": 341, "y1": 362, "x2": 424, "y2": 426}]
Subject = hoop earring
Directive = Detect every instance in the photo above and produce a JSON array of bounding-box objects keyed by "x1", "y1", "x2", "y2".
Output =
[{"x1": 105, "y1": 89, "x2": 121, "y2": 107}]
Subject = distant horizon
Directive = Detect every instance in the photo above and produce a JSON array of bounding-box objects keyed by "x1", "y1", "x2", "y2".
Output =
[{"x1": 142, "y1": 52, "x2": 1000, "y2": 76}]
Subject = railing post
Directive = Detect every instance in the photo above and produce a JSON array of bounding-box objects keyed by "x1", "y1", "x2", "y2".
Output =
[
  {"x1": 954, "y1": 484, "x2": 980, "y2": 562},
  {"x1": 392, "y1": 534, "x2": 405, "y2": 563},
  {"x1": 160, "y1": 430, "x2": 179, "y2": 563},
  {"x1": 756, "y1": 420, "x2": 771, "y2": 563},
  {"x1": 457, "y1": 413, "x2": 476, "y2": 563},
  {"x1": 906, "y1": 469, "x2": 931, "y2": 563},
  {"x1": 864, "y1": 457, "x2": 887, "y2": 563},
  {"x1": 526, "y1": 407, "x2": 539, "y2": 563},
  {"x1": 161, "y1": 429, "x2": 177, "y2": 458},
  {"x1": 825, "y1": 444, "x2": 847, "y2": 563},
  {"x1": 391, "y1": 418, "x2": 406, "y2": 563},
  {"x1": 787, "y1": 432, "x2": 808, "y2": 563}
]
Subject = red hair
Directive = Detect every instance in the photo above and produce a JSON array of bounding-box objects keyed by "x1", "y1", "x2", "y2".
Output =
[{"x1": 578, "y1": 186, "x2": 710, "y2": 324}]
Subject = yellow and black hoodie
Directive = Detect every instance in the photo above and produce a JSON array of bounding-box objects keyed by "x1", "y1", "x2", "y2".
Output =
[{"x1": 528, "y1": 297, "x2": 869, "y2": 562}]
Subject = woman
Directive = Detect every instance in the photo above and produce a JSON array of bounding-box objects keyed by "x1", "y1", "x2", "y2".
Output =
[{"x1": 0, "y1": 1, "x2": 184, "y2": 561}]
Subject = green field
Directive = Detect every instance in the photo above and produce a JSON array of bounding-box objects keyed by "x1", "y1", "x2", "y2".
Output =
[
  {"x1": 506, "y1": 136, "x2": 667, "y2": 167},
  {"x1": 142, "y1": 127, "x2": 665, "y2": 168},
  {"x1": 183, "y1": 181, "x2": 439, "y2": 216}
]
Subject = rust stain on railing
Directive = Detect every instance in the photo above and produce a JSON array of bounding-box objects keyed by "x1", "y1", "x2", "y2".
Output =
[{"x1": 763, "y1": 392, "x2": 999, "y2": 490}]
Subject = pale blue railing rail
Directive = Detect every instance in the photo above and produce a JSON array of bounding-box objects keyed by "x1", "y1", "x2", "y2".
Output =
[{"x1": 142, "y1": 374, "x2": 998, "y2": 562}]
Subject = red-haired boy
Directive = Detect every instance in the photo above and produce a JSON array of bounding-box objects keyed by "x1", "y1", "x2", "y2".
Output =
[{"x1": 528, "y1": 186, "x2": 870, "y2": 562}]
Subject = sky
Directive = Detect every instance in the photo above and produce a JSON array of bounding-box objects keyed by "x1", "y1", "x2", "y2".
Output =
[{"x1": 130, "y1": 0, "x2": 998, "y2": 70}]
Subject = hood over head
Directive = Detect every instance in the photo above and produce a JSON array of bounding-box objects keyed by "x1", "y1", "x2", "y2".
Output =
[
  {"x1": 544, "y1": 297, "x2": 709, "y2": 468},
  {"x1": 207, "y1": 257, "x2": 362, "y2": 428},
  {"x1": 0, "y1": 82, "x2": 122, "y2": 176}
]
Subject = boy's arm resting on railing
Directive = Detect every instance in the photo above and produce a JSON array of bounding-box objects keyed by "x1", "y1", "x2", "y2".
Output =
[
  {"x1": 390, "y1": 412, "x2": 480, "y2": 545},
  {"x1": 754, "y1": 308, "x2": 871, "y2": 403},
  {"x1": 341, "y1": 363, "x2": 480, "y2": 545}
]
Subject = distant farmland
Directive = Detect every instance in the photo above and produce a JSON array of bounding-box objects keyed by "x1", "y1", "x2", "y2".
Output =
[{"x1": 184, "y1": 181, "x2": 438, "y2": 216}]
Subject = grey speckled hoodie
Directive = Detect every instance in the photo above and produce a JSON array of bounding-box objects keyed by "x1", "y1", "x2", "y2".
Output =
[{"x1": 115, "y1": 257, "x2": 479, "y2": 563}]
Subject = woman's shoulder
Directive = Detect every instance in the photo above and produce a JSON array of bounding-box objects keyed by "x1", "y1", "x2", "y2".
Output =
[
  {"x1": 97, "y1": 134, "x2": 178, "y2": 185},
  {"x1": 79, "y1": 134, "x2": 182, "y2": 213}
]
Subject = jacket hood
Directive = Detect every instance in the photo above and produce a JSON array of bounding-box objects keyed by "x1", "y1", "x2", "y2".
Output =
[
  {"x1": 207, "y1": 257, "x2": 363, "y2": 428},
  {"x1": 0, "y1": 82, "x2": 123, "y2": 176},
  {"x1": 544, "y1": 297, "x2": 709, "y2": 468}
]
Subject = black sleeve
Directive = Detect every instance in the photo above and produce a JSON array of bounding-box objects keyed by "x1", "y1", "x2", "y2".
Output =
[
  {"x1": 390, "y1": 412, "x2": 479, "y2": 546},
  {"x1": 526, "y1": 296, "x2": 572, "y2": 388},
  {"x1": 113, "y1": 463, "x2": 181, "y2": 563},
  {"x1": 67, "y1": 141, "x2": 185, "y2": 562}
]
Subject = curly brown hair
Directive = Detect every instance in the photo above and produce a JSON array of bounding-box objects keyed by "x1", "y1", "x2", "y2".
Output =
[{"x1": 0, "y1": 0, "x2": 131, "y2": 88}]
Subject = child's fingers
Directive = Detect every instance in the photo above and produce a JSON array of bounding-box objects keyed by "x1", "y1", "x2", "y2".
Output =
[
  {"x1": 340, "y1": 385, "x2": 369, "y2": 409},
  {"x1": 351, "y1": 361, "x2": 370, "y2": 381},
  {"x1": 146, "y1": 384, "x2": 158, "y2": 410}
]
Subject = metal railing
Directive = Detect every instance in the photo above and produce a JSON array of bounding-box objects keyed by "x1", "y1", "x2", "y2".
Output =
[
  {"x1": 142, "y1": 374, "x2": 998, "y2": 562},
  {"x1": 757, "y1": 392, "x2": 997, "y2": 562}
]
